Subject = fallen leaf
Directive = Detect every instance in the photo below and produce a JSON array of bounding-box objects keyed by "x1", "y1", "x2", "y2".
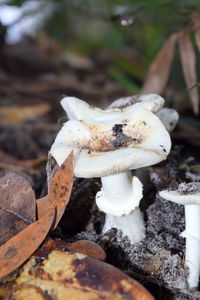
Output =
[
  {"x1": 37, "y1": 152, "x2": 74, "y2": 228},
  {"x1": 142, "y1": 33, "x2": 178, "y2": 94},
  {"x1": 0, "y1": 172, "x2": 36, "y2": 245},
  {"x1": 62, "y1": 52, "x2": 94, "y2": 70},
  {"x1": 179, "y1": 31, "x2": 199, "y2": 114},
  {"x1": 21, "y1": 156, "x2": 46, "y2": 168},
  {"x1": 0, "y1": 287, "x2": 11, "y2": 299},
  {"x1": 0, "y1": 151, "x2": 44, "y2": 175},
  {"x1": 66, "y1": 240, "x2": 106, "y2": 261},
  {"x1": 32, "y1": 239, "x2": 106, "y2": 262},
  {"x1": 14, "y1": 250, "x2": 154, "y2": 300},
  {"x1": 0, "y1": 103, "x2": 51, "y2": 123},
  {"x1": 0, "y1": 208, "x2": 55, "y2": 279},
  {"x1": 12, "y1": 285, "x2": 47, "y2": 300},
  {"x1": 32, "y1": 239, "x2": 69, "y2": 260}
]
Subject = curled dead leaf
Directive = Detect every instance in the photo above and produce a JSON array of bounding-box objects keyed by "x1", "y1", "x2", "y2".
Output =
[
  {"x1": 37, "y1": 151, "x2": 74, "y2": 228},
  {"x1": 14, "y1": 250, "x2": 154, "y2": 300},
  {"x1": 0, "y1": 151, "x2": 45, "y2": 175},
  {"x1": 0, "y1": 104, "x2": 51, "y2": 123},
  {"x1": 142, "y1": 33, "x2": 178, "y2": 94},
  {"x1": 66, "y1": 240, "x2": 106, "y2": 261},
  {"x1": 0, "y1": 208, "x2": 55, "y2": 279},
  {"x1": 179, "y1": 31, "x2": 199, "y2": 114},
  {"x1": 0, "y1": 172, "x2": 36, "y2": 246}
]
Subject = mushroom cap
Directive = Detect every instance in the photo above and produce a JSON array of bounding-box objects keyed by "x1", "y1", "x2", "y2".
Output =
[
  {"x1": 159, "y1": 182, "x2": 200, "y2": 205},
  {"x1": 50, "y1": 103, "x2": 171, "y2": 178},
  {"x1": 156, "y1": 108, "x2": 179, "y2": 132},
  {"x1": 61, "y1": 94, "x2": 164, "y2": 122},
  {"x1": 107, "y1": 93, "x2": 165, "y2": 113},
  {"x1": 61, "y1": 97, "x2": 106, "y2": 121}
]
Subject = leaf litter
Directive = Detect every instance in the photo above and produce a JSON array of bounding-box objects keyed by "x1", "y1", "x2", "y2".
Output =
[{"x1": 0, "y1": 152, "x2": 74, "y2": 280}]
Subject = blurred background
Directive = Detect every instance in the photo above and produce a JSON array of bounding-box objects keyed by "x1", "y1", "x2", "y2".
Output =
[{"x1": 0, "y1": 0, "x2": 200, "y2": 163}]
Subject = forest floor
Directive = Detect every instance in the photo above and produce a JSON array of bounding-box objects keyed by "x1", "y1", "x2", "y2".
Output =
[{"x1": 0, "y1": 36, "x2": 200, "y2": 300}]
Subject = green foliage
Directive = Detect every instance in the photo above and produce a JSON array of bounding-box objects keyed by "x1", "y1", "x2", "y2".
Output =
[
  {"x1": 107, "y1": 67, "x2": 140, "y2": 93},
  {"x1": 189, "y1": 83, "x2": 200, "y2": 91}
]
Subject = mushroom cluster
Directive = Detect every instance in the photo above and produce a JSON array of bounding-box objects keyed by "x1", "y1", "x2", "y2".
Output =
[
  {"x1": 50, "y1": 94, "x2": 173, "y2": 244},
  {"x1": 159, "y1": 182, "x2": 200, "y2": 289}
]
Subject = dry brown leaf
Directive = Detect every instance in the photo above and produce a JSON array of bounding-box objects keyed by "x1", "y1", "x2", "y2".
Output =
[
  {"x1": 0, "y1": 208, "x2": 55, "y2": 279},
  {"x1": 179, "y1": 31, "x2": 199, "y2": 114},
  {"x1": 32, "y1": 239, "x2": 106, "y2": 262},
  {"x1": 66, "y1": 240, "x2": 106, "y2": 261},
  {"x1": 37, "y1": 152, "x2": 74, "y2": 228},
  {"x1": 21, "y1": 156, "x2": 46, "y2": 168},
  {"x1": 0, "y1": 151, "x2": 44, "y2": 175},
  {"x1": 0, "y1": 172, "x2": 36, "y2": 245},
  {"x1": 142, "y1": 33, "x2": 178, "y2": 94},
  {"x1": 14, "y1": 250, "x2": 154, "y2": 300},
  {"x1": 0, "y1": 103, "x2": 51, "y2": 123}
]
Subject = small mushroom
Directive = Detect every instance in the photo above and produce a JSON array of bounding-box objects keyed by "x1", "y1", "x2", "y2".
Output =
[
  {"x1": 156, "y1": 108, "x2": 179, "y2": 132},
  {"x1": 50, "y1": 97, "x2": 171, "y2": 243},
  {"x1": 159, "y1": 182, "x2": 200, "y2": 289}
]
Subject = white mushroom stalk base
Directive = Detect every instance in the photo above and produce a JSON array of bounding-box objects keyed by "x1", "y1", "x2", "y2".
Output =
[
  {"x1": 181, "y1": 205, "x2": 200, "y2": 289},
  {"x1": 103, "y1": 207, "x2": 145, "y2": 243},
  {"x1": 96, "y1": 172, "x2": 145, "y2": 244}
]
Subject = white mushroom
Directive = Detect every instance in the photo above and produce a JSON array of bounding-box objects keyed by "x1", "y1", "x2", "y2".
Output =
[
  {"x1": 106, "y1": 93, "x2": 165, "y2": 113},
  {"x1": 50, "y1": 97, "x2": 171, "y2": 243},
  {"x1": 159, "y1": 182, "x2": 200, "y2": 289},
  {"x1": 61, "y1": 93, "x2": 165, "y2": 122},
  {"x1": 156, "y1": 108, "x2": 179, "y2": 132},
  {"x1": 97, "y1": 174, "x2": 144, "y2": 243},
  {"x1": 107, "y1": 94, "x2": 179, "y2": 133}
]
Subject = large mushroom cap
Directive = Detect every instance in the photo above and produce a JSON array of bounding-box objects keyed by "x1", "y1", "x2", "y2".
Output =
[
  {"x1": 159, "y1": 182, "x2": 200, "y2": 205},
  {"x1": 50, "y1": 99, "x2": 171, "y2": 178},
  {"x1": 61, "y1": 94, "x2": 164, "y2": 122}
]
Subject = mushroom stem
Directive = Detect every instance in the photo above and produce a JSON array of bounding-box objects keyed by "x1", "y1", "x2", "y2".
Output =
[
  {"x1": 101, "y1": 172, "x2": 133, "y2": 207},
  {"x1": 96, "y1": 172, "x2": 145, "y2": 243},
  {"x1": 103, "y1": 208, "x2": 145, "y2": 243},
  {"x1": 183, "y1": 205, "x2": 200, "y2": 289}
]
